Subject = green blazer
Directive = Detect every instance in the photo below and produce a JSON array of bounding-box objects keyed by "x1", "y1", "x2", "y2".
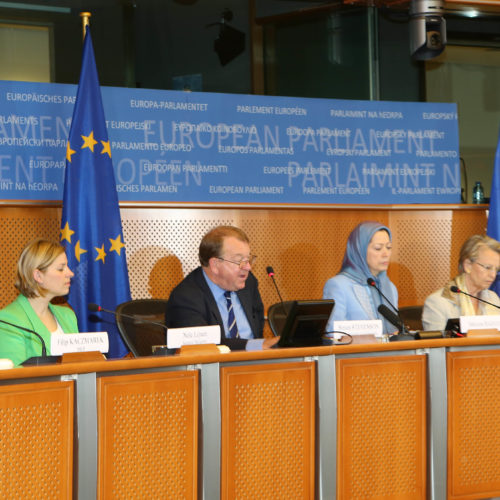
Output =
[{"x1": 0, "y1": 295, "x2": 79, "y2": 366}]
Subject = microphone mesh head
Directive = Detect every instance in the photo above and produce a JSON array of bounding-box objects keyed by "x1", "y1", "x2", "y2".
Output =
[{"x1": 266, "y1": 266, "x2": 274, "y2": 276}]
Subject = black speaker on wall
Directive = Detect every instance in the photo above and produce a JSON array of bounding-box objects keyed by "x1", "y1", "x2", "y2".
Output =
[{"x1": 214, "y1": 23, "x2": 245, "y2": 66}]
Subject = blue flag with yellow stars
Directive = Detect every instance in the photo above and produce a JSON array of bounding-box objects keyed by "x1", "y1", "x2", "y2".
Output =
[
  {"x1": 488, "y1": 127, "x2": 500, "y2": 295},
  {"x1": 61, "y1": 26, "x2": 130, "y2": 358}
]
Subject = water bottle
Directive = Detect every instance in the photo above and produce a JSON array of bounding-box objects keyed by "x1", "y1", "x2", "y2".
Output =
[{"x1": 472, "y1": 181, "x2": 485, "y2": 204}]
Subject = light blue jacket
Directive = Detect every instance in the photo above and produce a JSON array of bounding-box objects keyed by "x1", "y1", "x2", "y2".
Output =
[{"x1": 323, "y1": 274, "x2": 399, "y2": 334}]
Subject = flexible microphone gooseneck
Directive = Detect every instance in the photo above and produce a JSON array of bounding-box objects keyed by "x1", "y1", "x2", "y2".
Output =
[
  {"x1": 0, "y1": 318, "x2": 59, "y2": 366},
  {"x1": 377, "y1": 304, "x2": 403, "y2": 333},
  {"x1": 266, "y1": 266, "x2": 287, "y2": 315},
  {"x1": 367, "y1": 278, "x2": 400, "y2": 315},
  {"x1": 266, "y1": 267, "x2": 284, "y2": 304},
  {"x1": 88, "y1": 303, "x2": 168, "y2": 330},
  {"x1": 266, "y1": 266, "x2": 288, "y2": 339},
  {"x1": 377, "y1": 305, "x2": 415, "y2": 341},
  {"x1": 450, "y1": 286, "x2": 500, "y2": 309}
]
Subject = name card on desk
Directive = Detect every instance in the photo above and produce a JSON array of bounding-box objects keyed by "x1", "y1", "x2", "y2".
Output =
[
  {"x1": 51, "y1": 332, "x2": 109, "y2": 355},
  {"x1": 333, "y1": 319, "x2": 383, "y2": 338},
  {"x1": 460, "y1": 315, "x2": 500, "y2": 333},
  {"x1": 167, "y1": 325, "x2": 221, "y2": 349}
]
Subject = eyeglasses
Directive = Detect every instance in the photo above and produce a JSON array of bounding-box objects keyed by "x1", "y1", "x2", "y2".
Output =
[
  {"x1": 217, "y1": 255, "x2": 257, "y2": 269},
  {"x1": 473, "y1": 261, "x2": 500, "y2": 274}
]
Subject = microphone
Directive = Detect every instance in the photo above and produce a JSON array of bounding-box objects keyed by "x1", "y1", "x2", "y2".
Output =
[
  {"x1": 0, "y1": 318, "x2": 59, "y2": 366},
  {"x1": 377, "y1": 304, "x2": 415, "y2": 341},
  {"x1": 88, "y1": 303, "x2": 168, "y2": 330},
  {"x1": 450, "y1": 286, "x2": 500, "y2": 309},
  {"x1": 266, "y1": 266, "x2": 287, "y2": 335},
  {"x1": 377, "y1": 304, "x2": 404, "y2": 333},
  {"x1": 266, "y1": 266, "x2": 285, "y2": 305},
  {"x1": 367, "y1": 278, "x2": 399, "y2": 315}
]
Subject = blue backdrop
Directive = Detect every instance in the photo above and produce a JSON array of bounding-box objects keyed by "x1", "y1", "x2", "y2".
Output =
[{"x1": 0, "y1": 81, "x2": 459, "y2": 204}]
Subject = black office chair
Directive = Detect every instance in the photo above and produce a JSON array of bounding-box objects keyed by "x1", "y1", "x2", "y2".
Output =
[
  {"x1": 267, "y1": 301, "x2": 295, "y2": 337},
  {"x1": 399, "y1": 305, "x2": 424, "y2": 331},
  {"x1": 115, "y1": 299, "x2": 168, "y2": 357}
]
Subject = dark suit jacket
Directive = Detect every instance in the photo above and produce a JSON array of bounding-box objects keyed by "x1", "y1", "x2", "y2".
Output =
[{"x1": 165, "y1": 267, "x2": 264, "y2": 350}]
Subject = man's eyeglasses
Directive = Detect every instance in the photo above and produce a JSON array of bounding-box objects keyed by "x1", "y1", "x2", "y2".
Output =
[
  {"x1": 473, "y1": 261, "x2": 500, "y2": 274},
  {"x1": 217, "y1": 255, "x2": 257, "y2": 269}
]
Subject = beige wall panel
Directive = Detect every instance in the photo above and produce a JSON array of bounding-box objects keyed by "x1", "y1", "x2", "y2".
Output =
[
  {"x1": 0, "y1": 204, "x2": 486, "y2": 313},
  {"x1": 0, "y1": 206, "x2": 61, "y2": 307}
]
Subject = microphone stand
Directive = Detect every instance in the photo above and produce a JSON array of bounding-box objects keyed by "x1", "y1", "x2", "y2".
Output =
[
  {"x1": 88, "y1": 303, "x2": 173, "y2": 356},
  {"x1": 367, "y1": 278, "x2": 400, "y2": 315},
  {"x1": 88, "y1": 303, "x2": 168, "y2": 329},
  {"x1": 367, "y1": 279, "x2": 414, "y2": 340},
  {"x1": 0, "y1": 318, "x2": 61, "y2": 366},
  {"x1": 377, "y1": 305, "x2": 415, "y2": 341},
  {"x1": 266, "y1": 266, "x2": 287, "y2": 316},
  {"x1": 450, "y1": 286, "x2": 500, "y2": 309}
]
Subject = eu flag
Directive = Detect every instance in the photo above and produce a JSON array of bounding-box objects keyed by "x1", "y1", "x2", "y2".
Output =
[
  {"x1": 487, "y1": 127, "x2": 500, "y2": 295},
  {"x1": 61, "y1": 26, "x2": 130, "y2": 358}
]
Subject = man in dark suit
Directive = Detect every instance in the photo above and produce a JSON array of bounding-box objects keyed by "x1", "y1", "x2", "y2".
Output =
[{"x1": 165, "y1": 225, "x2": 279, "y2": 350}]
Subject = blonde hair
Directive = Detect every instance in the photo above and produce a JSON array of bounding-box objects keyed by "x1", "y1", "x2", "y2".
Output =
[
  {"x1": 15, "y1": 239, "x2": 66, "y2": 298},
  {"x1": 458, "y1": 234, "x2": 500, "y2": 273}
]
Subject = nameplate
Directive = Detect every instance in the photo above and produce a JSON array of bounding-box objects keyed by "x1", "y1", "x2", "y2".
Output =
[
  {"x1": 51, "y1": 332, "x2": 109, "y2": 355},
  {"x1": 333, "y1": 319, "x2": 383, "y2": 337},
  {"x1": 460, "y1": 315, "x2": 500, "y2": 333},
  {"x1": 167, "y1": 325, "x2": 221, "y2": 349}
]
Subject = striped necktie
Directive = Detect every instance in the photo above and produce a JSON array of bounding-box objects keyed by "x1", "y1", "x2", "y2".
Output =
[{"x1": 224, "y1": 291, "x2": 239, "y2": 338}]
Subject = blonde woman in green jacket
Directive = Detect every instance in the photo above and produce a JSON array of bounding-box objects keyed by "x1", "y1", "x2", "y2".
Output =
[{"x1": 0, "y1": 239, "x2": 78, "y2": 366}]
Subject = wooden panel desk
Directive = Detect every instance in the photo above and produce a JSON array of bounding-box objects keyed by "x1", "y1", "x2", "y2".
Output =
[
  {"x1": 0, "y1": 337, "x2": 499, "y2": 499},
  {"x1": 447, "y1": 349, "x2": 500, "y2": 500}
]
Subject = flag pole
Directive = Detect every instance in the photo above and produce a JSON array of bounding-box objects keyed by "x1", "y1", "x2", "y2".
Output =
[
  {"x1": 80, "y1": 11, "x2": 91, "y2": 40},
  {"x1": 61, "y1": 21, "x2": 131, "y2": 357}
]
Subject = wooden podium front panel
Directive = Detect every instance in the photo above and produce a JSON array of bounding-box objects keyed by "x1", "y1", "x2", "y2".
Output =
[
  {"x1": 97, "y1": 370, "x2": 198, "y2": 500},
  {"x1": 447, "y1": 350, "x2": 500, "y2": 499},
  {"x1": 337, "y1": 355, "x2": 426, "y2": 499},
  {"x1": 220, "y1": 361, "x2": 315, "y2": 500},
  {"x1": 0, "y1": 380, "x2": 74, "y2": 499}
]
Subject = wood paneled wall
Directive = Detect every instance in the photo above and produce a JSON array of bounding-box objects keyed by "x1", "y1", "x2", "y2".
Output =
[{"x1": 0, "y1": 203, "x2": 487, "y2": 310}]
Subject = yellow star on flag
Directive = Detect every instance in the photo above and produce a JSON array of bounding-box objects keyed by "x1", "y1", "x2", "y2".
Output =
[
  {"x1": 101, "y1": 140, "x2": 112, "y2": 158},
  {"x1": 81, "y1": 131, "x2": 98, "y2": 152},
  {"x1": 95, "y1": 244, "x2": 107, "y2": 263},
  {"x1": 66, "y1": 141, "x2": 76, "y2": 163},
  {"x1": 109, "y1": 234, "x2": 125, "y2": 256},
  {"x1": 60, "y1": 221, "x2": 75, "y2": 243},
  {"x1": 75, "y1": 241, "x2": 88, "y2": 263}
]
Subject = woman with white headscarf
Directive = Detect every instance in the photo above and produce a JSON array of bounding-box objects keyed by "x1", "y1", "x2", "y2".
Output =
[{"x1": 322, "y1": 221, "x2": 398, "y2": 334}]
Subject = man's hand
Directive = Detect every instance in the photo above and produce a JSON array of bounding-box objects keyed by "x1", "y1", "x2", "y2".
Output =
[{"x1": 263, "y1": 336, "x2": 280, "y2": 349}]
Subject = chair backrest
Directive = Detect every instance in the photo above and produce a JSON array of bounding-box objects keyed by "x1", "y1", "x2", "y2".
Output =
[
  {"x1": 399, "y1": 305, "x2": 424, "y2": 332},
  {"x1": 267, "y1": 301, "x2": 295, "y2": 337},
  {"x1": 115, "y1": 299, "x2": 168, "y2": 357}
]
